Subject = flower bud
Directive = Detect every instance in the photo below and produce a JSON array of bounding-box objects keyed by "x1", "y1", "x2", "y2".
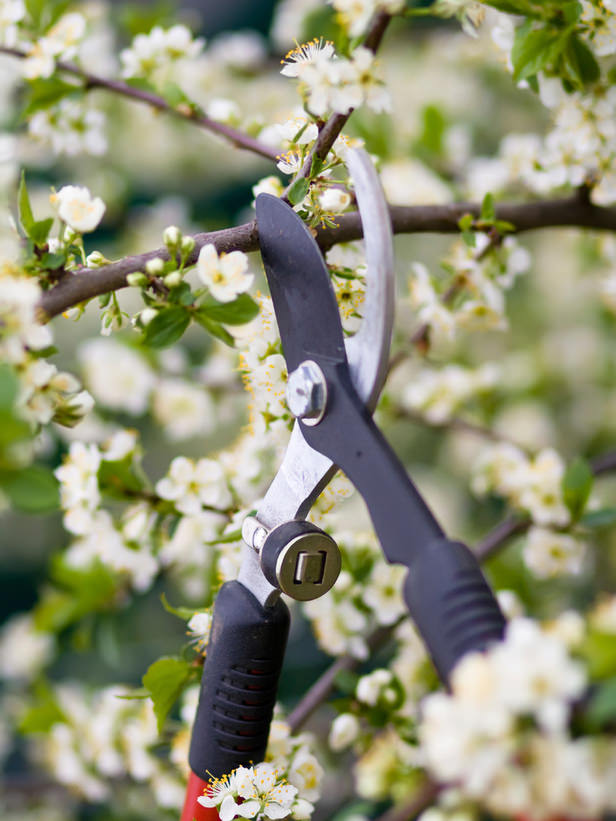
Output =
[
  {"x1": 145, "y1": 257, "x2": 165, "y2": 275},
  {"x1": 126, "y1": 272, "x2": 149, "y2": 287},
  {"x1": 329, "y1": 713, "x2": 360, "y2": 751},
  {"x1": 86, "y1": 250, "x2": 106, "y2": 267},
  {"x1": 319, "y1": 187, "x2": 351, "y2": 214},
  {"x1": 164, "y1": 271, "x2": 182, "y2": 288},
  {"x1": 181, "y1": 235, "x2": 195, "y2": 255},
  {"x1": 163, "y1": 225, "x2": 182, "y2": 250},
  {"x1": 140, "y1": 307, "x2": 158, "y2": 326}
]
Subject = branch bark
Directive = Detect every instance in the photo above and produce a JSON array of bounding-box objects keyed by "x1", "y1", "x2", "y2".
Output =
[
  {"x1": 0, "y1": 46, "x2": 278, "y2": 161},
  {"x1": 38, "y1": 195, "x2": 616, "y2": 319}
]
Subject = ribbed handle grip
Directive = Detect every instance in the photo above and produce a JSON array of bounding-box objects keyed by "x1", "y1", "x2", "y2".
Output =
[
  {"x1": 188, "y1": 581, "x2": 290, "y2": 780},
  {"x1": 404, "y1": 538, "x2": 505, "y2": 685}
]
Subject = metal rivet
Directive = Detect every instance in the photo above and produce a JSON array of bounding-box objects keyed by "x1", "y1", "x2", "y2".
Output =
[{"x1": 286, "y1": 360, "x2": 327, "y2": 426}]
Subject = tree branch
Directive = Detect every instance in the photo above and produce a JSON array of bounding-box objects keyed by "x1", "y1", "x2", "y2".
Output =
[
  {"x1": 398, "y1": 408, "x2": 528, "y2": 451},
  {"x1": 38, "y1": 195, "x2": 616, "y2": 319},
  {"x1": 0, "y1": 46, "x2": 278, "y2": 162}
]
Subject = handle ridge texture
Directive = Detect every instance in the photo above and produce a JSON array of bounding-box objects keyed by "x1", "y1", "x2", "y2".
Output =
[
  {"x1": 404, "y1": 538, "x2": 506, "y2": 684},
  {"x1": 188, "y1": 580, "x2": 290, "y2": 780}
]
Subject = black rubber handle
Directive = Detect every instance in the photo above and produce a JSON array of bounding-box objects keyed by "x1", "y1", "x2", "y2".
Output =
[
  {"x1": 404, "y1": 538, "x2": 505, "y2": 684},
  {"x1": 188, "y1": 580, "x2": 290, "y2": 780}
]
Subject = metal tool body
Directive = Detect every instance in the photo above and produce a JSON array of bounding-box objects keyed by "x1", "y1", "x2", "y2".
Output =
[{"x1": 182, "y1": 151, "x2": 505, "y2": 821}]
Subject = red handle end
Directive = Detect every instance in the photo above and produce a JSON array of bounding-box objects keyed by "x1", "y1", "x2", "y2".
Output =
[{"x1": 181, "y1": 771, "x2": 219, "y2": 821}]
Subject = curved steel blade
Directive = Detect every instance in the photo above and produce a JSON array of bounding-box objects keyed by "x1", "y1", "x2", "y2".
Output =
[
  {"x1": 344, "y1": 149, "x2": 394, "y2": 411},
  {"x1": 255, "y1": 194, "x2": 346, "y2": 372},
  {"x1": 246, "y1": 153, "x2": 394, "y2": 605}
]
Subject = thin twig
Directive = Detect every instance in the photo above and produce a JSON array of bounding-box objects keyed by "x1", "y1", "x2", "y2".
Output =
[
  {"x1": 398, "y1": 408, "x2": 526, "y2": 451},
  {"x1": 287, "y1": 623, "x2": 399, "y2": 733},
  {"x1": 0, "y1": 46, "x2": 278, "y2": 162},
  {"x1": 296, "y1": 11, "x2": 392, "y2": 182},
  {"x1": 590, "y1": 450, "x2": 616, "y2": 476},
  {"x1": 38, "y1": 195, "x2": 616, "y2": 319},
  {"x1": 374, "y1": 781, "x2": 441, "y2": 821}
]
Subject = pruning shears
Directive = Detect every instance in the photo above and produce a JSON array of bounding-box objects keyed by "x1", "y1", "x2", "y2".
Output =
[{"x1": 181, "y1": 150, "x2": 505, "y2": 821}]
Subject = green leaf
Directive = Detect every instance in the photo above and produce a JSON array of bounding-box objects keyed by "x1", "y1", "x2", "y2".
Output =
[
  {"x1": 117, "y1": 688, "x2": 150, "y2": 700},
  {"x1": 25, "y1": 0, "x2": 72, "y2": 32},
  {"x1": 19, "y1": 684, "x2": 66, "y2": 734},
  {"x1": 580, "y1": 508, "x2": 616, "y2": 529},
  {"x1": 142, "y1": 306, "x2": 190, "y2": 348},
  {"x1": 480, "y1": 192, "x2": 496, "y2": 222},
  {"x1": 511, "y1": 24, "x2": 565, "y2": 83},
  {"x1": 287, "y1": 177, "x2": 310, "y2": 206},
  {"x1": 0, "y1": 365, "x2": 19, "y2": 411},
  {"x1": 98, "y1": 456, "x2": 145, "y2": 498},
  {"x1": 562, "y1": 2, "x2": 583, "y2": 24},
  {"x1": 484, "y1": 0, "x2": 537, "y2": 13},
  {"x1": 30, "y1": 218, "x2": 55, "y2": 247},
  {"x1": 1, "y1": 465, "x2": 59, "y2": 513},
  {"x1": 586, "y1": 678, "x2": 616, "y2": 729},
  {"x1": 458, "y1": 213, "x2": 474, "y2": 232},
  {"x1": 22, "y1": 77, "x2": 81, "y2": 118},
  {"x1": 562, "y1": 33, "x2": 600, "y2": 89},
  {"x1": 310, "y1": 155, "x2": 325, "y2": 178},
  {"x1": 162, "y1": 82, "x2": 193, "y2": 109},
  {"x1": 40, "y1": 250, "x2": 66, "y2": 270},
  {"x1": 34, "y1": 560, "x2": 119, "y2": 632},
  {"x1": 142, "y1": 656, "x2": 194, "y2": 732},
  {"x1": 118, "y1": 0, "x2": 177, "y2": 37},
  {"x1": 161, "y1": 592, "x2": 196, "y2": 621},
  {"x1": 582, "y1": 630, "x2": 616, "y2": 680},
  {"x1": 124, "y1": 77, "x2": 160, "y2": 96},
  {"x1": 18, "y1": 171, "x2": 35, "y2": 236},
  {"x1": 562, "y1": 457, "x2": 593, "y2": 520},
  {"x1": 334, "y1": 669, "x2": 359, "y2": 696},
  {"x1": 0, "y1": 409, "x2": 31, "y2": 446},
  {"x1": 197, "y1": 294, "x2": 259, "y2": 326},
  {"x1": 170, "y1": 282, "x2": 194, "y2": 306},
  {"x1": 417, "y1": 104, "x2": 447, "y2": 158},
  {"x1": 194, "y1": 314, "x2": 235, "y2": 347}
]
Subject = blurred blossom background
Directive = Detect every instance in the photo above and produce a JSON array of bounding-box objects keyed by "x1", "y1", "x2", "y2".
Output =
[{"x1": 2, "y1": 0, "x2": 616, "y2": 820}]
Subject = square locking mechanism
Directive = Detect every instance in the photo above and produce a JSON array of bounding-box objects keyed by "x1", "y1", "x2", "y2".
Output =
[{"x1": 294, "y1": 550, "x2": 326, "y2": 585}]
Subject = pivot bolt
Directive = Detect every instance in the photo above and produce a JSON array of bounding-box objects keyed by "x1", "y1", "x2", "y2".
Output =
[
  {"x1": 260, "y1": 521, "x2": 341, "y2": 601},
  {"x1": 286, "y1": 360, "x2": 327, "y2": 426}
]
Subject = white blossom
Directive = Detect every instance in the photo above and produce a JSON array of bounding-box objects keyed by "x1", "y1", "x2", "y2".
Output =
[
  {"x1": 51, "y1": 185, "x2": 106, "y2": 233},
  {"x1": 152, "y1": 378, "x2": 216, "y2": 440},
  {"x1": 0, "y1": 0, "x2": 25, "y2": 47},
  {"x1": 523, "y1": 526, "x2": 587, "y2": 579},
  {"x1": 30, "y1": 99, "x2": 107, "y2": 156},
  {"x1": 402, "y1": 363, "x2": 500, "y2": 425},
  {"x1": 0, "y1": 271, "x2": 53, "y2": 364},
  {"x1": 363, "y1": 562, "x2": 406, "y2": 625},
  {"x1": 319, "y1": 187, "x2": 352, "y2": 214},
  {"x1": 197, "y1": 244, "x2": 254, "y2": 303},
  {"x1": 356, "y1": 669, "x2": 394, "y2": 706},
  {"x1": 120, "y1": 24, "x2": 203, "y2": 78},
  {"x1": 0, "y1": 613, "x2": 54, "y2": 681},
  {"x1": 54, "y1": 441, "x2": 101, "y2": 535},
  {"x1": 79, "y1": 339, "x2": 156, "y2": 414},
  {"x1": 23, "y1": 12, "x2": 87, "y2": 79},
  {"x1": 156, "y1": 456, "x2": 232, "y2": 515}
]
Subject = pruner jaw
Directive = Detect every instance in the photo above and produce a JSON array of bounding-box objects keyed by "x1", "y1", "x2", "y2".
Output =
[{"x1": 344, "y1": 149, "x2": 395, "y2": 413}]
